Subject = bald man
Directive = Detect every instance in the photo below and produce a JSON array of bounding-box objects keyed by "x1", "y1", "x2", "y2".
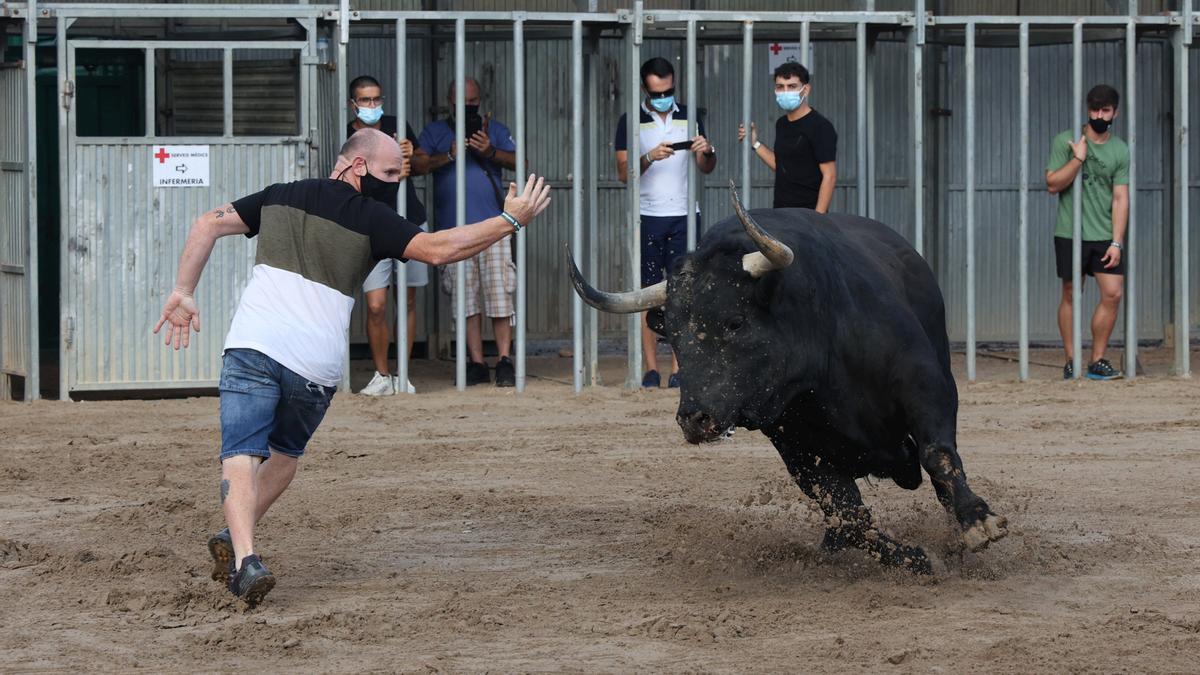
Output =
[{"x1": 154, "y1": 128, "x2": 551, "y2": 606}]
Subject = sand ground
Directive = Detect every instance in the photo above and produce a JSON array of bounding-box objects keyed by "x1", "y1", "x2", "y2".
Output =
[{"x1": 2, "y1": 347, "x2": 1198, "y2": 672}]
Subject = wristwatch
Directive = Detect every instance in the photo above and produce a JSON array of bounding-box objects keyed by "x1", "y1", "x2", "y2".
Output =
[
  {"x1": 704, "y1": 145, "x2": 716, "y2": 157},
  {"x1": 752, "y1": 140, "x2": 762, "y2": 150}
]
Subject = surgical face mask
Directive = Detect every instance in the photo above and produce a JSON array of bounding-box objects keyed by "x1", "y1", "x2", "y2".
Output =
[
  {"x1": 355, "y1": 105, "x2": 384, "y2": 126},
  {"x1": 650, "y1": 95, "x2": 675, "y2": 113},
  {"x1": 1087, "y1": 117, "x2": 1112, "y2": 134},
  {"x1": 359, "y1": 164, "x2": 399, "y2": 210},
  {"x1": 776, "y1": 89, "x2": 805, "y2": 112}
]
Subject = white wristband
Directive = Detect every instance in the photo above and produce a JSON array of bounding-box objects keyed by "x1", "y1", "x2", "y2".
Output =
[{"x1": 752, "y1": 140, "x2": 762, "y2": 150}]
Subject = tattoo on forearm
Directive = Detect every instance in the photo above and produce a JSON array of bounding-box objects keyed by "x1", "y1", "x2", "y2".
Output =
[
  {"x1": 214, "y1": 209, "x2": 225, "y2": 218},
  {"x1": 220, "y1": 479, "x2": 230, "y2": 504}
]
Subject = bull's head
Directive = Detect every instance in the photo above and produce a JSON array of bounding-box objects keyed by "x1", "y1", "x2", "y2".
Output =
[{"x1": 567, "y1": 181, "x2": 794, "y2": 444}]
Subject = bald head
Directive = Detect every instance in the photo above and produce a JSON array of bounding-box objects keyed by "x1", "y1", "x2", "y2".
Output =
[
  {"x1": 447, "y1": 78, "x2": 482, "y2": 105},
  {"x1": 338, "y1": 127, "x2": 397, "y2": 164},
  {"x1": 331, "y1": 127, "x2": 405, "y2": 189}
]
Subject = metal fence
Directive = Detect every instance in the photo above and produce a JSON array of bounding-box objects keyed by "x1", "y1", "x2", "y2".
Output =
[{"x1": 0, "y1": 1, "x2": 1196, "y2": 399}]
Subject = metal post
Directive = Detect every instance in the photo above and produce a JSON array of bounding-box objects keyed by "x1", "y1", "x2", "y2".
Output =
[
  {"x1": 57, "y1": 15, "x2": 68, "y2": 400},
  {"x1": 742, "y1": 20, "x2": 753, "y2": 205},
  {"x1": 1018, "y1": 22, "x2": 1030, "y2": 382},
  {"x1": 912, "y1": 1, "x2": 924, "y2": 256},
  {"x1": 1173, "y1": 23, "x2": 1190, "y2": 376},
  {"x1": 800, "y1": 20, "x2": 810, "y2": 70},
  {"x1": 572, "y1": 20, "x2": 584, "y2": 392},
  {"x1": 338, "y1": 19, "x2": 350, "y2": 392},
  {"x1": 25, "y1": 10, "x2": 40, "y2": 400},
  {"x1": 856, "y1": 21, "x2": 868, "y2": 217},
  {"x1": 585, "y1": 28, "x2": 599, "y2": 386},
  {"x1": 223, "y1": 48, "x2": 233, "y2": 138},
  {"x1": 865, "y1": 25, "x2": 876, "y2": 219},
  {"x1": 396, "y1": 18, "x2": 410, "y2": 393},
  {"x1": 1125, "y1": 9, "x2": 1138, "y2": 379},
  {"x1": 515, "y1": 18, "x2": 527, "y2": 391},
  {"x1": 965, "y1": 22, "x2": 976, "y2": 382},
  {"x1": 145, "y1": 48, "x2": 155, "y2": 138},
  {"x1": 686, "y1": 19, "x2": 697, "y2": 251},
  {"x1": 1071, "y1": 21, "x2": 1083, "y2": 380},
  {"x1": 626, "y1": 8, "x2": 643, "y2": 389},
  {"x1": 454, "y1": 18, "x2": 466, "y2": 391}
]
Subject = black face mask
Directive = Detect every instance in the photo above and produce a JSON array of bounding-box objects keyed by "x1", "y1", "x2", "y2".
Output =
[
  {"x1": 340, "y1": 162, "x2": 399, "y2": 210},
  {"x1": 1088, "y1": 117, "x2": 1112, "y2": 134}
]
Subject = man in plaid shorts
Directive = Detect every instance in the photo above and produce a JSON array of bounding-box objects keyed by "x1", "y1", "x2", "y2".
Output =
[{"x1": 419, "y1": 78, "x2": 517, "y2": 386}]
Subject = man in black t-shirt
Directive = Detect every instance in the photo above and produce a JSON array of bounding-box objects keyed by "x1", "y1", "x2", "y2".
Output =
[
  {"x1": 153, "y1": 128, "x2": 551, "y2": 606},
  {"x1": 347, "y1": 75, "x2": 431, "y2": 396},
  {"x1": 738, "y1": 62, "x2": 838, "y2": 212}
]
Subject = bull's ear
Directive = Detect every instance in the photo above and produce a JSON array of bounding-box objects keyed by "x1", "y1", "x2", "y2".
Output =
[
  {"x1": 753, "y1": 269, "x2": 783, "y2": 307},
  {"x1": 646, "y1": 307, "x2": 667, "y2": 336}
]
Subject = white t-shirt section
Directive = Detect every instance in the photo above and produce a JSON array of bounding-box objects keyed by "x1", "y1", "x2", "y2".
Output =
[
  {"x1": 224, "y1": 264, "x2": 355, "y2": 387},
  {"x1": 637, "y1": 102, "x2": 699, "y2": 218}
]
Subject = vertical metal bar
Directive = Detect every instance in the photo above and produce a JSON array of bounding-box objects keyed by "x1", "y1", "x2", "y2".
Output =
[
  {"x1": 223, "y1": 47, "x2": 233, "y2": 138},
  {"x1": 25, "y1": 11, "x2": 39, "y2": 400},
  {"x1": 57, "y1": 16, "x2": 69, "y2": 400},
  {"x1": 514, "y1": 18, "x2": 528, "y2": 391},
  {"x1": 396, "y1": 18, "x2": 410, "y2": 393},
  {"x1": 145, "y1": 48, "x2": 155, "y2": 137},
  {"x1": 741, "y1": 20, "x2": 753, "y2": 205},
  {"x1": 1125, "y1": 11, "x2": 1138, "y2": 379},
  {"x1": 1184, "y1": 0, "x2": 1193, "y2": 46},
  {"x1": 586, "y1": 28, "x2": 599, "y2": 386},
  {"x1": 572, "y1": 20, "x2": 584, "y2": 393},
  {"x1": 856, "y1": 21, "x2": 867, "y2": 216},
  {"x1": 800, "y1": 20, "x2": 810, "y2": 70},
  {"x1": 686, "y1": 19, "x2": 697, "y2": 251},
  {"x1": 338, "y1": 28, "x2": 350, "y2": 391},
  {"x1": 1173, "y1": 25, "x2": 1190, "y2": 376},
  {"x1": 1019, "y1": 23, "x2": 1030, "y2": 382},
  {"x1": 454, "y1": 18, "x2": 466, "y2": 391},
  {"x1": 1071, "y1": 21, "x2": 1083, "y2": 380},
  {"x1": 865, "y1": 26, "x2": 876, "y2": 219},
  {"x1": 300, "y1": 18, "x2": 312, "y2": 148},
  {"x1": 626, "y1": 9, "x2": 643, "y2": 390},
  {"x1": 912, "y1": 3, "x2": 924, "y2": 256},
  {"x1": 965, "y1": 22, "x2": 976, "y2": 382}
]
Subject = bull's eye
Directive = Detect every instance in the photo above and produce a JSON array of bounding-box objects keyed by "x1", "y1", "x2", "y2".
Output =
[{"x1": 725, "y1": 315, "x2": 745, "y2": 332}]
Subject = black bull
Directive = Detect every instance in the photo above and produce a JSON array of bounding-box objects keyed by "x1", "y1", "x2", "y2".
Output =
[{"x1": 567, "y1": 186, "x2": 1008, "y2": 574}]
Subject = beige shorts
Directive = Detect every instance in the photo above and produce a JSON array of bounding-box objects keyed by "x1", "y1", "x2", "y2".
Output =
[{"x1": 440, "y1": 236, "x2": 516, "y2": 318}]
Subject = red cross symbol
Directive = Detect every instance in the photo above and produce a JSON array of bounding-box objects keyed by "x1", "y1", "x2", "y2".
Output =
[
  {"x1": 154, "y1": 148, "x2": 171, "y2": 164},
  {"x1": 770, "y1": 43, "x2": 783, "y2": 55}
]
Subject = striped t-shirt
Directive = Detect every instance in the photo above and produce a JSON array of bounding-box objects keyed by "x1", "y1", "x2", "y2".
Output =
[{"x1": 226, "y1": 178, "x2": 422, "y2": 386}]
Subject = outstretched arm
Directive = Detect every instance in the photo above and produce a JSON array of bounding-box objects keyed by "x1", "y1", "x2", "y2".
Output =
[{"x1": 153, "y1": 204, "x2": 250, "y2": 350}]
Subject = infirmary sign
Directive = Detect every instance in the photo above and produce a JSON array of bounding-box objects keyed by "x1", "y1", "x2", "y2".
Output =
[{"x1": 152, "y1": 146, "x2": 211, "y2": 187}]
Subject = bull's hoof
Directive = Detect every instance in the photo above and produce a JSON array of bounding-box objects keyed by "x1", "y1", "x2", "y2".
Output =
[
  {"x1": 877, "y1": 542, "x2": 933, "y2": 575},
  {"x1": 821, "y1": 527, "x2": 853, "y2": 553},
  {"x1": 961, "y1": 513, "x2": 1009, "y2": 552}
]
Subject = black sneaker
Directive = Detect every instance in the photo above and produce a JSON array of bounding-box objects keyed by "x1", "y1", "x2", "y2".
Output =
[
  {"x1": 1086, "y1": 358, "x2": 1122, "y2": 380},
  {"x1": 667, "y1": 372, "x2": 680, "y2": 388},
  {"x1": 207, "y1": 528, "x2": 234, "y2": 584},
  {"x1": 466, "y1": 361, "x2": 490, "y2": 385},
  {"x1": 1063, "y1": 360, "x2": 1074, "y2": 380},
  {"x1": 641, "y1": 369, "x2": 660, "y2": 388},
  {"x1": 228, "y1": 554, "x2": 275, "y2": 606},
  {"x1": 494, "y1": 356, "x2": 515, "y2": 387}
]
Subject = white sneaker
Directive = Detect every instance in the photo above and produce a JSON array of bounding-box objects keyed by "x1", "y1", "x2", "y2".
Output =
[
  {"x1": 393, "y1": 376, "x2": 416, "y2": 394},
  {"x1": 358, "y1": 371, "x2": 395, "y2": 396}
]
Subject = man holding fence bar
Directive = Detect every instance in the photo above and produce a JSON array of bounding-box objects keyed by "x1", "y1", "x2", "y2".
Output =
[
  {"x1": 738, "y1": 62, "x2": 837, "y2": 214},
  {"x1": 1045, "y1": 84, "x2": 1129, "y2": 381},
  {"x1": 419, "y1": 78, "x2": 519, "y2": 387},
  {"x1": 153, "y1": 128, "x2": 551, "y2": 606},
  {"x1": 346, "y1": 75, "x2": 432, "y2": 397},
  {"x1": 615, "y1": 57, "x2": 717, "y2": 389}
]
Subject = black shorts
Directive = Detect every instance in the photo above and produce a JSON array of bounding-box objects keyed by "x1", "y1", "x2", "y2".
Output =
[{"x1": 1053, "y1": 237, "x2": 1125, "y2": 279}]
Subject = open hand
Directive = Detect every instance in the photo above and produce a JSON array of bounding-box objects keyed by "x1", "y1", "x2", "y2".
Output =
[
  {"x1": 153, "y1": 289, "x2": 201, "y2": 350},
  {"x1": 502, "y1": 174, "x2": 552, "y2": 227}
]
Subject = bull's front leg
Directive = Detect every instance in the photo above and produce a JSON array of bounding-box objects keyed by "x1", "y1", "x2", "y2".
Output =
[
  {"x1": 914, "y1": 436, "x2": 1008, "y2": 552},
  {"x1": 775, "y1": 448, "x2": 933, "y2": 575}
]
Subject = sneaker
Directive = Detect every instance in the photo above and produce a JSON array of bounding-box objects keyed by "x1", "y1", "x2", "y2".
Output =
[
  {"x1": 228, "y1": 554, "x2": 275, "y2": 606},
  {"x1": 466, "y1": 361, "x2": 490, "y2": 386},
  {"x1": 495, "y1": 356, "x2": 516, "y2": 387},
  {"x1": 642, "y1": 369, "x2": 660, "y2": 388},
  {"x1": 359, "y1": 371, "x2": 395, "y2": 396},
  {"x1": 667, "y1": 372, "x2": 680, "y2": 388},
  {"x1": 1086, "y1": 358, "x2": 1122, "y2": 380},
  {"x1": 1063, "y1": 360, "x2": 1074, "y2": 380},
  {"x1": 206, "y1": 528, "x2": 234, "y2": 584},
  {"x1": 393, "y1": 376, "x2": 416, "y2": 394}
]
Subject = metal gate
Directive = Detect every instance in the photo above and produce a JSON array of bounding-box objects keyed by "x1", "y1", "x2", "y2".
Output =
[
  {"x1": 0, "y1": 16, "x2": 34, "y2": 400},
  {"x1": 60, "y1": 35, "x2": 315, "y2": 394}
]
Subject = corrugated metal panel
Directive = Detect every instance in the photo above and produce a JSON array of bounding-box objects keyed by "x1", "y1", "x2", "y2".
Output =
[
  {"x1": 165, "y1": 50, "x2": 301, "y2": 137},
  {"x1": 64, "y1": 143, "x2": 303, "y2": 390},
  {"x1": 0, "y1": 63, "x2": 29, "y2": 383},
  {"x1": 1190, "y1": 44, "x2": 1199, "y2": 334},
  {"x1": 940, "y1": 39, "x2": 1171, "y2": 344}
]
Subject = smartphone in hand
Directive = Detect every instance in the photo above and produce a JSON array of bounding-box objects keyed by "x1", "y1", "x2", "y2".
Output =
[{"x1": 669, "y1": 140, "x2": 693, "y2": 151}]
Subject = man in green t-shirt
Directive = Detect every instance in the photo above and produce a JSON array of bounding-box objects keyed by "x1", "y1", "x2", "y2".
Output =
[{"x1": 1045, "y1": 84, "x2": 1130, "y2": 381}]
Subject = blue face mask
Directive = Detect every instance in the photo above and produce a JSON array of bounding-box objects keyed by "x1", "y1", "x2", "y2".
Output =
[
  {"x1": 775, "y1": 91, "x2": 804, "y2": 112},
  {"x1": 649, "y1": 95, "x2": 675, "y2": 113},
  {"x1": 356, "y1": 105, "x2": 384, "y2": 125}
]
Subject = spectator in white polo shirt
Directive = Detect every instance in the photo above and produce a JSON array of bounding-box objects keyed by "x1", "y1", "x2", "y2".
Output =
[{"x1": 614, "y1": 57, "x2": 717, "y2": 389}]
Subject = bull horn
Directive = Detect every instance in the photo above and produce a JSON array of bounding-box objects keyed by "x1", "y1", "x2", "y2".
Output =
[
  {"x1": 565, "y1": 245, "x2": 667, "y2": 313},
  {"x1": 729, "y1": 180, "x2": 794, "y2": 277}
]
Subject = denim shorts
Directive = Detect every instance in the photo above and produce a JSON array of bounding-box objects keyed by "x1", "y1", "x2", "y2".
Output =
[{"x1": 219, "y1": 348, "x2": 337, "y2": 461}]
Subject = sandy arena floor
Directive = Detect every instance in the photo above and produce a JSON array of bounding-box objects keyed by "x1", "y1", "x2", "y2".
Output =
[{"x1": 2, "y1": 347, "x2": 1198, "y2": 672}]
